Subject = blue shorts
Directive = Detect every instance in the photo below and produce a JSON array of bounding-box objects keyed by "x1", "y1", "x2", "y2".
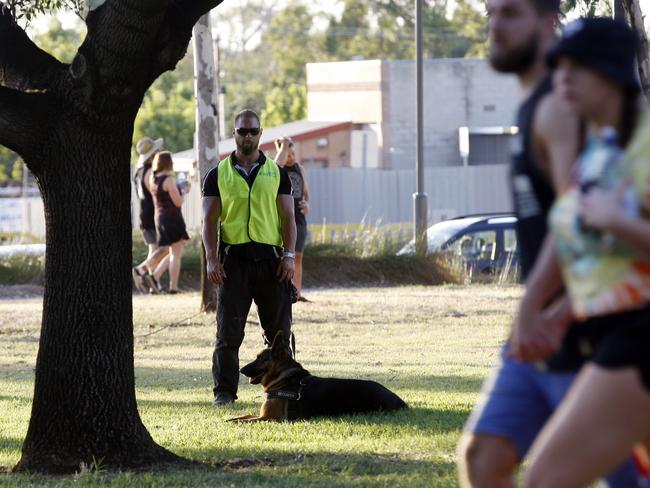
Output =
[{"x1": 465, "y1": 345, "x2": 641, "y2": 488}]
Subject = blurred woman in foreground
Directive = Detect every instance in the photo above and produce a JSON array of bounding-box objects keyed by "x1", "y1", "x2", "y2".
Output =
[{"x1": 510, "y1": 17, "x2": 650, "y2": 487}]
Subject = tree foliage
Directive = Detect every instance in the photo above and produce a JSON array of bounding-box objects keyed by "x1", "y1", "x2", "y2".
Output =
[
  {"x1": 134, "y1": 51, "x2": 195, "y2": 154},
  {"x1": 31, "y1": 17, "x2": 84, "y2": 63},
  {"x1": 261, "y1": 84, "x2": 307, "y2": 127},
  {"x1": 0, "y1": 144, "x2": 18, "y2": 184}
]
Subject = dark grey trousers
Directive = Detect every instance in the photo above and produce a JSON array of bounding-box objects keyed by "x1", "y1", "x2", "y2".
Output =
[{"x1": 212, "y1": 256, "x2": 292, "y2": 398}]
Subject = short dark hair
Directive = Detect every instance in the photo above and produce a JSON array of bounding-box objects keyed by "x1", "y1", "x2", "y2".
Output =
[
  {"x1": 234, "y1": 109, "x2": 260, "y2": 127},
  {"x1": 529, "y1": 0, "x2": 560, "y2": 14}
]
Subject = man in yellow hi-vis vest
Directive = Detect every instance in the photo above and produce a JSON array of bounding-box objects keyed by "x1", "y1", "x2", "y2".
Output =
[{"x1": 202, "y1": 109, "x2": 297, "y2": 407}]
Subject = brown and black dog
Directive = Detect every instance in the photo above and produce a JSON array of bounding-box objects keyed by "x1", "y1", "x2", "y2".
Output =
[{"x1": 228, "y1": 332, "x2": 407, "y2": 422}]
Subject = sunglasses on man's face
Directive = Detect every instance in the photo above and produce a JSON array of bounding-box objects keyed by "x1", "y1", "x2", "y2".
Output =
[{"x1": 235, "y1": 127, "x2": 261, "y2": 136}]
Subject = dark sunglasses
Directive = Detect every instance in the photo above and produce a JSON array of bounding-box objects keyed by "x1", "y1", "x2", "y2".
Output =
[{"x1": 235, "y1": 127, "x2": 261, "y2": 136}]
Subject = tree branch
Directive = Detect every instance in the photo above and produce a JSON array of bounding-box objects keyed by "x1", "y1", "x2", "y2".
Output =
[
  {"x1": 0, "y1": 86, "x2": 49, "y2": 164},
  {"x1": 145, "y1": 0, "x2": 225, "y2": 84},
  {"x1": 0, "y1": 3, "x2": 67, "y2": 91},
  {"x1": 623, "y1": 0, "x2": 650, "y2": 101},
  {"x1": 64, "y1": 0, "x2": 175, "y2": 117}
]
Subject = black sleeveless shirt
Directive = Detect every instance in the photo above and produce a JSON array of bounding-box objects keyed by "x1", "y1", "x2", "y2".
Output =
[
  {"x1": 134, "y1": 164, "x2": 155, "y2": 230},
  {"x1": 510, "y1": 77, "x2": 554, "y2": 279},
  {"x1": 152, "y1": 174, "x2": 182, "y2": 217},
  {"x1": 286, "y1": 163, "x2": 307, "y2": 227},
  {"x1": 511, "y1": 77, "x2": 587, "y2": 372}
]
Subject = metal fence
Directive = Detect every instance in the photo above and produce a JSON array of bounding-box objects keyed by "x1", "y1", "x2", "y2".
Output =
[{"x1": 305, "y1": 164, "x2": 513, "y2": 225}]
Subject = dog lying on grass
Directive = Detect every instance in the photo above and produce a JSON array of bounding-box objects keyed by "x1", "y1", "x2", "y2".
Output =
[{"x1": 228, "y1": 332, "x2": 407, "y2": 422}]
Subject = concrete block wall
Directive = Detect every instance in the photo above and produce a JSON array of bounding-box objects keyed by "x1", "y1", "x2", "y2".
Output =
[{"x1": 385, "y1": 59, "x2": 519, "y2": 170}]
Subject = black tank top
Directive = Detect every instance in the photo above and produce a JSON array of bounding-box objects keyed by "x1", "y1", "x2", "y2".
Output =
[
  {"x1": 152, "y1": 174, "x2": 181, "y2": 217},
  {"x1": 134, "y1": 164, "x2": 155, "y2": 230},
  {"x1": 286, "y1": 163, "x2": 307, "y2": 226},
  {"x1": 510, "y1": 77, "x2": 554, "y2": 279},
  {"x1": 511, "y1": 77, "x2": 585, "y2": 372}
]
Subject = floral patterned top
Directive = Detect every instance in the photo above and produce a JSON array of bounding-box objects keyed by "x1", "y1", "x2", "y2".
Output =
[{"x1": 550, "y1": 113, "x2": 650, "y2": 319}]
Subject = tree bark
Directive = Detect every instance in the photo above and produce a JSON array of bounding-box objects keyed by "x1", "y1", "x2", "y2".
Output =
[
  {"x1": 14, "y1": 118, "x2": 180, "y2": 473},
  {"x1": 192, "y1": 14, "x2": 220, "y2": 313},
  {"x1": 623, "y1": 0, "x2": 650, "y2": 101},
  {"x1": 0, "y1": 0, "x2": 224, "y2": 474}
]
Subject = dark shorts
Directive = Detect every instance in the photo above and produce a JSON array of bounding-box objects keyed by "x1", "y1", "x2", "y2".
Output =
[
  {"x1": 156, "y1": 213, "x2": 189, "y2": 247},
  {"x1": 588, "y1": 306, "x2": 650, "y2": 393},
  {"x1": 142, "y1": 228, "x2": 157, "y2": 245},
  {"x1": 296, "y1": 223, "x2": 308, "y2": 253}
]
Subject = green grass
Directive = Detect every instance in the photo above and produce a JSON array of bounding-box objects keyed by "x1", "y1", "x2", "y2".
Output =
[{"x1": 0, "y1": 286, "x2": 521, "y2": 486}]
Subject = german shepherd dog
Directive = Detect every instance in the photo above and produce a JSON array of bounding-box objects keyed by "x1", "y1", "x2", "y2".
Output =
[{"x1": 228, "y1": 332, "x2": 407, "y2": 422}]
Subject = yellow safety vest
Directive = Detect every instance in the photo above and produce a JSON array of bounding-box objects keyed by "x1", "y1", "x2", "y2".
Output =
[{"x1": 217, "y1": 156, "x2": 283, "y2": 247}]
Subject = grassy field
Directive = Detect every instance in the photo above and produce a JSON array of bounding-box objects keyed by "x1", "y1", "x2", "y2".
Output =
[{"x1": 0, "y1": 286, "x2": 521, "y2": 487}]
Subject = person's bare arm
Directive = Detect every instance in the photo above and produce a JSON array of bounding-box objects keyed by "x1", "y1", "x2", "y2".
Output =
[
  {"x1": 511, "y1": 236, "x2": 570, "y2": 361},
  {"x1": 581, "y1": 184, "x2": 650, "y2": 257},
  {"x1": 298, "y1": 163, "x2": 310, "y2": 215},
  {"x1": 522, "y1": 92, "x2": 580, "y2": 299},
  {"x1": 511, "y1": 93, "x2": 581, "y2": 361},
  {"x1": 202, "y1": 196, "x2": 225, "y2": 285},
  {"x1": 534, "y1": 92, "x2": 581, "y2": 192},
  {"x1": 274, "y1": 139, "x2": 290, "y2": 165},
  {"x1": 276, "y1": 194, "x2": 296, "y2": 282},
  {"x1": 143, "y1": 167, "x2": 152, "y2": 192},
  {"x1": 164, "y1": 176, "x2": 184, "y2": 208}
]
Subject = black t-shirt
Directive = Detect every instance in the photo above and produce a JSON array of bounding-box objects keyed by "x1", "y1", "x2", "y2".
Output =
[
  {"x1": 202, "y1": 151, "x2": 292, "y2": 197},
  {"x1": 285, "y1": 163, "x2": 307, "y2": 227},
  {"x1": 134, "y1": 164, "x2": 155, "y2": 230}
]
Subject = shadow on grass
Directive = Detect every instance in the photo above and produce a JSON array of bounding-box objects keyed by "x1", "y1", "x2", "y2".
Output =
[
  {"x1": 0, "y1": 435, "x2": 22, "y2": 453},
  {"x1": 0, "y1": 453, "x2": 457, "y2": 488},
  {"x1": 137, "y1": 394, "x2": 468, "y2": 434},
  {"x1": 192, "y1": 449, "x2": 455, "y2": 476},
  {"x1": 2, "y1": 364, "x2": 487, "y2": 398}
]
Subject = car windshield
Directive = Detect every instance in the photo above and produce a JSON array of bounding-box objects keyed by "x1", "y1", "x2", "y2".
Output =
[
  {"x1": 398, "y1": 218, "x2": 483, "y2": 255},
  {"x1": 425, "y1": 220, "x2": 480, "y2": 250}
]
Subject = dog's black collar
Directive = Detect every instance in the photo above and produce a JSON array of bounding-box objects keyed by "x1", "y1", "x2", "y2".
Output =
[
  {"x1": 266, "y1": 390, "x2": 301, "y2": 401},
  {"x1": 265, "y1": 373, "x2": 312, "y2": 402}
]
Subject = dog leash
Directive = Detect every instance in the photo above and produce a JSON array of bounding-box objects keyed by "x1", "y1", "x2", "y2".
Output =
[{"x1": 137, "y1": 311, "x2": 204, "y2": 338}]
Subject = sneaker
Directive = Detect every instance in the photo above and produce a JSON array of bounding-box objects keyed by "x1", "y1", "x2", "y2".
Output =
[
  {"x1": 142, "y1": 273, "x2": 162, "y2": 295},
  {"x1": 212, "y1": 392, "x2": 235, "y2": 407},
  {"x1": 131, "y1": 267, "x2": 148, "y2": 293},
  {"x1": 168, "y1": 289, "x2": 180, "y2": 295},
  {"x1": 297, "y1": 295, "x2": 311, "y2": 303}
]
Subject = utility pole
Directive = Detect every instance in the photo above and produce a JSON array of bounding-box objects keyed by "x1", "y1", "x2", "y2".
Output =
[
  {"x1": 214, "y1": 34, "x2": 226, "y2": 140},
  {"x1": 193, "y1": 13, "x2": 220, "y2": 312},
  {"x1": 414, "y1": 0, "x2": 428, "y2": 256}
]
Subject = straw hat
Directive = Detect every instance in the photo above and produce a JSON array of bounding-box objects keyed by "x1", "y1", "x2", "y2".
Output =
[{"x1": 136, "y1": 137, "x2": 164, "y2": 166}]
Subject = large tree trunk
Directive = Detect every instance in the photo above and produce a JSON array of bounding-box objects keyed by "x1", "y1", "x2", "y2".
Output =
[
  {"x1": 14, "y1": 117, "x2": 179, "y2": 473},
  {"x1": 0, "y1": 0, "x2": 224, "y2": 474}
]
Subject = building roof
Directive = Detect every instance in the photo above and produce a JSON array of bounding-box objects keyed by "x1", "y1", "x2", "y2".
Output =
[{"x1": 173, "y1": 119, "x2": 352, "y2": 162}]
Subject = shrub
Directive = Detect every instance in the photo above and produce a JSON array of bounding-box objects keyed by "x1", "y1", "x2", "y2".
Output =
[{"x1": 0, "y1": 253, "x2": 44, "y2": 285}]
